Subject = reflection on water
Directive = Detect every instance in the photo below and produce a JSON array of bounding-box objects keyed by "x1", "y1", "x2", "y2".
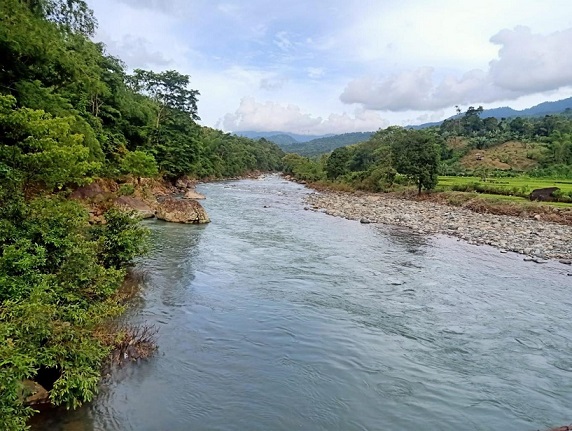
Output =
[{"x1": 32, "y1": 175, "x2": 572, "y2": 431}]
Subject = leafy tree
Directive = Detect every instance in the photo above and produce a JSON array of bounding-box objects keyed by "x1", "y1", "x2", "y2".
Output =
[
  {"x1": 120, "y1": 150, "x2": 158, "y2": 181},
  {"x1": 128, "y1": 69, "x2": 200, "y2": 126},
  {"x1": 0, "y1": 95, "x2": 100, "y2": 189},
  {"x1": 461, "y1": 106, "x2": 484, "y2": 135},
  {"x1": 24, "y1": 0, "x2": 98, "y2": 36},
  {"x1": 391, "y1": 130, "x2": 440, "y2": 194}
]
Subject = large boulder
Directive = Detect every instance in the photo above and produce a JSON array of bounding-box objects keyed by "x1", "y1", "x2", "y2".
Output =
[
  {"x1": 113, "y1": 196, "x2": 156, "y2": 219},
  {"x1": 183, "y1": 189, "x2": 206, "y2": 200},
  {"x1": 529, "y1": 187, "x2": 560, "y2": 202},
  {"x1": 156, "y1": 197, "x2": 210, "y2": 224},
  {"x1": 21, "y1": 380, "x2": 50, "y2": 406}
]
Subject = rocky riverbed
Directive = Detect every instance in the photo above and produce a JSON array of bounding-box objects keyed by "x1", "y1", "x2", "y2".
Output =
[{"x1": 305, "y1": 192, "x2": 572, "y2": 262}]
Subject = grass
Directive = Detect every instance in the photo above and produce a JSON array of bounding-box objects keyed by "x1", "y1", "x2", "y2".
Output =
[
  {"x1": 438, "y1": 176, "x2": 572, "y2": 204},
  {"x1": 438, "y1": 176, "x2": 572, "y2": 193}
]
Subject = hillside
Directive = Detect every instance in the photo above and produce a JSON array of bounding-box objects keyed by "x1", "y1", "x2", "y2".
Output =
[{"x1": 458, "y1": 141, "x2": 545, "y2": 171}]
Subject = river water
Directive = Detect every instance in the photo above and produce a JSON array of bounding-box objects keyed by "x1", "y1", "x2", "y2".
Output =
[{"x1": 32, "y1": 175, "x2": 572, "y2": 431}]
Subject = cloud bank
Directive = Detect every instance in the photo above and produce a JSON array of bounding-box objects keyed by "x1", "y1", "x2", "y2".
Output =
[
  {"x1": 340, "y1": 27, "x2": 572, "y2": 112},
  {"x1": 222, "y1": 97, "x2": 389, "y2": 134}
]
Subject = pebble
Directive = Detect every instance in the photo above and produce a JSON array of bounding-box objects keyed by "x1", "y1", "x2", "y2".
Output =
[{"x1": 306, "y1": 192, "x2": 572, "y2": 260}]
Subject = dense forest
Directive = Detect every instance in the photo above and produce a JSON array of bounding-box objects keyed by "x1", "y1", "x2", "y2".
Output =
[
  {"x1": 283, "y1": 107, "x2": 572, "y2": 193},
  {"x1": 0, "y1": 0, "x2": 283, "y2": 428}
]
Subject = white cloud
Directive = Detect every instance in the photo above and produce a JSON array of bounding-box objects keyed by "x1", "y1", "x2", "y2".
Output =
[
  {"x1": 489, "y1": 26, "x2": 572, "y2": 92},
  {"x1": 89, "y1": 0, "x2": 572, "y2": 133},
  {"x1": 340, "y1": 26, "x2": 572, "y2": 112},
  {"x1": 221, "y1": 97, "x2": 388, "y2": 134}
]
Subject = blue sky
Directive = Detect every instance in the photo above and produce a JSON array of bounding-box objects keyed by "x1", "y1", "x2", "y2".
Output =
[{"x1": 89, "y1": 0, "x2": 572, "y2": 134}]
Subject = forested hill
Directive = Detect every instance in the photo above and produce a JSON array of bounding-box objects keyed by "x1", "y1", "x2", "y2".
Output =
[
  {"x1": 414, "y1": 97, "x2": 572, "y2": 129},
  {"x1": 250, "y1": 131, "x2": 374, "y2": 157},
  {"x1": 0, "y1": 1, "x2": 283, "y2": 428}
]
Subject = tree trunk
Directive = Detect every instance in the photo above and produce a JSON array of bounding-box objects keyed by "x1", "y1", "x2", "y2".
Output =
[{"x1": 418, "y1": 179, "x2": 422, "y2": 195}]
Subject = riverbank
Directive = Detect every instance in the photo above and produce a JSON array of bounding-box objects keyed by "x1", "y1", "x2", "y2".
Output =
[{"x1": 305, "y1": 191, "x2": 572, "y2": 261}]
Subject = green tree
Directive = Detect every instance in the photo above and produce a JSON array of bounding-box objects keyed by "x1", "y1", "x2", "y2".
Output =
[
  {"x1": 128, "y1": 69, "x2": 200, "y2": 127},
  {"x1": 391, "y1": 130, "x2": 440, "y2": 194},
  {"x1": 24, "y1": 0, "x2": 98, "y2": 36},
  {"x1": 0, "y1": 95, "x2": 100, "y2": 189},
  {"x1": 120, "y1": 150, "x2": 158, "y2": 181}
]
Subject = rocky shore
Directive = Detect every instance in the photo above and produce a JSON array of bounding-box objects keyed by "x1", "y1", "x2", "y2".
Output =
[
  {"x1": 305, "y1": 191, "x2": 572, "y2": 262},
  {"x1": 71, "y1": 176, "x2": 210, "y2": 224}
]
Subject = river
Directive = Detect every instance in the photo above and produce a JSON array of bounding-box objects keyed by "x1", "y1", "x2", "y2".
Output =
[{"x1": 32, "y1": 175, "x2": 572, "y2": 430}]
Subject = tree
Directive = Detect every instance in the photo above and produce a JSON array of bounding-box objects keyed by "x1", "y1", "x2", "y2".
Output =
[
  {"x1": 325, "y1": 147, "x2": 351, "y2": 180},
  {"x1": 0, "y1": 95, "x2": 100, "y2": 189},
  {"x1": 128, "y1": 69, "x2": 200, "y2": 127},
  {"x1": 120, "y1": 150, "x2": 158, "y2": 182},
  {"x1": 24, "y1": 0, "x2": 98, "y2": 36},
  {"x1": 391, "y1": 130, "x2": 440, "y2": 194},
  {"x1": 461, "y1": 106, "x2": 484, "y2": 135}
]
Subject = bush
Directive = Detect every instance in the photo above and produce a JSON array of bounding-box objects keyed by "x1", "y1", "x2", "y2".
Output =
[
  {"x1": 118, "y1": 183, "x2": 135, "y2": 196},
  {"x1": 0, "y1": 197, "x2": 149, "y2": 425}
]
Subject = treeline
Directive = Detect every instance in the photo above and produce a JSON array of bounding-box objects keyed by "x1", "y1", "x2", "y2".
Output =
[
  {"x1": 0, "y1": 0, "x2": 284, "y2": 183},
  {"x1": 283, "y1": 127, "x2": 441, "y2": 193},
  {"x1": 0, "y1": 0, "x2": 282, "y2": 428},
  {"x1": 283, "y1": 109, "x2": 572, "y2": 193}
]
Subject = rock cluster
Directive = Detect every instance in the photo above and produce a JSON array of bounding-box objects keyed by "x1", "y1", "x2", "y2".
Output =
[
  {"x1": 155, "y1": 197, "x2": 210, "y2": 224},
  {"x1": 71, "y1": 177, "x2": 210, "y2": 224},
  {"x1": 306, "y1": 192, "x2": 572, "y2": 260}
]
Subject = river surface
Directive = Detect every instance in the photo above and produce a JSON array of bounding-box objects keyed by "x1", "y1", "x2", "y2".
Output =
[{"x1": 33, "y1": 175, "x2": 572, "y2": 431}]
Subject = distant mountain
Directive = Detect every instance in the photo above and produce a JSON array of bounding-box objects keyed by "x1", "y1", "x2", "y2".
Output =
[
  {"x1": 519, "y1": 97, "x2": 572, "y2": 116},
  {"x1": 234, "y1": 131, "x2": 332, "y2": 143},
  {"x1": 414, "y1": 97, "x2": 572, "y2": 129},
  {"x1": 283, "y1": 132, "x2": 374, "y2": 157},
  {"x1": 264, "y1": 134, "x2": 298, "y2": 146}
]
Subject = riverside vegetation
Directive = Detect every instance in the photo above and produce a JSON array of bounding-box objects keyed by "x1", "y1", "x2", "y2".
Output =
[
  {"x1": 283, "y1": 105, "x2": 572, "y2": 222},
  {"x1": 0, "y1": 1, "x2": 284, "y2": 428}
]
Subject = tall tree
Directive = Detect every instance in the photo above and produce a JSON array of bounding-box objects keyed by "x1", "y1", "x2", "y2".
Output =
[
  {"x1": 128, "y1": 69, "x2": 200, "y2": 127},
  {"x1": 391, "y1": 130, "x2": 440, "y2": 194},
  {"x1": 23, "y1": 0, "x2": 98, "y2": 36}
]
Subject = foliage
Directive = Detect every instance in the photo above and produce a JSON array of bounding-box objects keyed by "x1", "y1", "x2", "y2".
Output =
[
  {"x1": 325, "y1": 147, "x2": 351, "y2": 179},
  {"x1": 0, "y1": 195, "x2": 137, "y2": 427},
  {"x1": 391, "y1": 130, "x2": 441, "y2": 193},
  {"x1": 0, "y1": 95, "x2": 100, "y2": 189},
  {"x1": 0, "y1": 3, "x2": 287, "y2": 425},
  {"x1": 92, "y1": 208, "x2": 150, "y2": 270},
  {"x1": 282, "y1": 154, "x2": 325, "y2": 182},
  {"x1": 120, "y1": 150, "x2": 158, "y2": 179}
]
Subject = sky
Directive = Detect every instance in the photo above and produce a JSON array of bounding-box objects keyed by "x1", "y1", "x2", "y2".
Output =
[{"x1": 88, "y1": 0, "x2": 572, "y2": 135}]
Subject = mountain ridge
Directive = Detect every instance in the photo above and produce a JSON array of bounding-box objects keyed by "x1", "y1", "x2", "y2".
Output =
[{"x1": 234, "y1": 97, "x2": 572, "y2": 156}]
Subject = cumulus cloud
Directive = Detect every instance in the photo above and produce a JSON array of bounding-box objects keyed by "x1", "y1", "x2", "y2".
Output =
[
  {"x1": 489, "y1": 26, "x2": 572, "y2": 92},
  {"x1": 340, "y1": 26, "x2": 572, "y2": 111},
  {"x1": 221, "y1": 97, "x2": 388, "y2": 134}
]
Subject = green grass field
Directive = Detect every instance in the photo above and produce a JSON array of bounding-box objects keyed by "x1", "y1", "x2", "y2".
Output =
[
  {"x1": 437, "y1": 176, "x2": 572, "y2": 207},
  {"x1": 438, "y1": 176, "x2": 572, "y2": 193}
]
